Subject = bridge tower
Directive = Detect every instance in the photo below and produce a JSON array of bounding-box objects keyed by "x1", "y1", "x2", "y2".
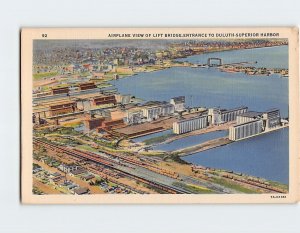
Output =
[{"x1": 207, "y1": 58, "x2": 223, "y2": 67}]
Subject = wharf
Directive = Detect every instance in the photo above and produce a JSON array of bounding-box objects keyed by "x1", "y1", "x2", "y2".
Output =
[{"x1": 175, "y1": 137, "x2": 232, "y2": 157}]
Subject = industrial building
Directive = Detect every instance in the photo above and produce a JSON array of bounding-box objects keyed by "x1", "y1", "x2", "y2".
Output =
[
  {"x1": 236, "y1": 108, "x2": 281, "y2": 130},
  {"x1": 141, "y1": 101, "x2": 174, "y2": 121},
  {"x1": 48, "y1": 100, "x2": 77, "y2": 116},
  {"x1": 50, "y1": 86, "x2": 70, "y2": 95},
  {"x1": 84, "y1": 116, "x2": 105, "y2": 130},
  {"x1": 262, "y1": 108, "x2": 281, "y2": 130},
  {"x1": 142, "y1": 105, "x2": 162, "y2": 121},
  {"x1": 173, "y1": 115, "x2": 208, "y2": 134},
  {"x1": 101, "y1": 119, "x2": 125, "y2": 130},
  {"x1": 90, "y1": 94, "x2": 117, "y2": 106},
  {"x1": 79, "y1": 82, "x2": 97, "y2": 91},
  {"x1": 221, "y1": 106, "x2": 248, "y2": 122},
  {"x1": 124, "y1": 108, "x2": 144, "y2": 125},
  {"x1": 161, "y1": 103, "x2": 175, "y2": 116},
  {"x1": 229, "y1": 119, "x2": 263, "y2": 141},
  {"x1": 229, "y1": 108, "x2": 282, "y2": 141},
  {"x1": 115, "y1": 94, "x2": 131, "y2": 105},
  {"x1": 170, "y1": 96, "x2": 185, "y2": 112},
  {"x1": 236, "y1": 111, "x2": 263, "y2": 124},
  {"x1": 208, "y1": 106, "x2": 248, "y2": 125}
]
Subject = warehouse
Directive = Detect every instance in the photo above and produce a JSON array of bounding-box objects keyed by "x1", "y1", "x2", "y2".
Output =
[
  {"x1": 208, "y1": 106, "x2": 248, "y2": 125},
  {"x1": 173, "y1": 115, "x2": 208, "y2": 134},
  {"x1": 262, "y1": 108, "x2": 281, "y2": 130},
  {"x1": 229, "y1": 119, "x2": 263, "y2": 141},
  {"x1": 236, "y1": 111, "x2": 263, "y2": 124}
]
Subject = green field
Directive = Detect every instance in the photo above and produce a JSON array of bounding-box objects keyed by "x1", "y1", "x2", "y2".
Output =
[
  {"x1": 211, "y1": 177, "x2": 260, "y2": 194},
  {"x1": 33, "y1": 72, "x2": 58, "y2": 80},
  {"x1": 173, "y1": 182, "x2": 214, "y2": 194},
  {"x1": 143, "y1": 133, "x2": 174, "y2": 145}
]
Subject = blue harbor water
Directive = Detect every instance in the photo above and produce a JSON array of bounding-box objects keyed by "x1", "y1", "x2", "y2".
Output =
[
  {"x1": 110, "y1": 46, "x2": 289, "y2": 183},
  {"x1": 176, "y1": 45, "x2": 288, "y2": 69},
  {"x1": 153, "y1": 130, "x2": 227, "y2": 151},
  {"x1": 132, "y1": 129, "x2": 173, "y2": 143},
  {"x1": 111, "y1": 49, "x2": 288, "y2": 117},
  {"x1": 183, "y1": 128, "x2": 289, "y2": 184}
]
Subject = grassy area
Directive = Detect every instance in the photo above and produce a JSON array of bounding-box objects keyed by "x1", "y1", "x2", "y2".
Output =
[
  {"x1": 211, "y1": 177, "x2": 261, "y2": 194},
  {"x1": 267, "y1": 180, "x2": 288, "y2": 191},
  {"x1": 76, "y1": 144, "x2": 99, "y2": 153},
  {"x1": 80, "y1": 71, "x2": 91, "y2": 77},
  {"x1": 144, "y1": 65, "x2": 163, "y2": 71},
  {"x1": 167, "y1": 153, "x2": 189, "y2": 164},
  {"x1": 33, "y1": 72, "x2": 58, "y2": 80},
  {"x1": 173, "y1": 182, "x2": 214, "y2": 194},
  {"x1": 35, "y1": 126, "x2": 80, "y2": 137},
  {"x1": 143, "y1": 133, "x2": 174, "y2": 145},
  {"x1": 80, "y1": 135, "x2": 117, "y2": 149},
  {"x1": 50, "y1": 127, "x2": 81, "y2": 136},
  {"x1": 53, "y1": 137, "x2": 82, "y2": 146}
]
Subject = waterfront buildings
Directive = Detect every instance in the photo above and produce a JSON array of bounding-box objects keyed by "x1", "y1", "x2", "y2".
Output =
[
  {"x1": 221, "y1": 106, "x2": 248, "y2": 122},
  {"x1": 142, "y1": 101, "x2": 175, "y2": 121},
  {"x1": 173, "y1": 115, "x2": 208, "y2": 134},
  {"x1": 142, "y1": 105, "x2": 162, "y2": 121},
  {"x1": 229, "y1": 119, "x2": 263, "y2": 141},
  {"x1": 208, "y1": 106, "x2": 248, "y2": 125},
  {"x1": 115, "y1": 94, "x2": 131, "y2": 105},
  {"x1": 229, "y1": 108, "x2": 282, "y2": 141},
  {"x1": 90, "y1": 94, "x2": 117, "y2": 106},
  {"x1": 170, "y1": 96, "x2": 185, "y2": 112},
  {"x1": 262, "y1": 108, "x2": 281, "y2": 130},
  {"x1": 124, "y1": 108, "x2": 144, "y2": 125},
  {"x1": 161, "y1": 103, "x2": 175, "y2": 116},
  {"x1": 236, "y1": 111, "x2": 263, "y2": 124}
]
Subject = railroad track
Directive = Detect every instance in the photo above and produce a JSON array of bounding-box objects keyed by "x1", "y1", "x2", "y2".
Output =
[
  {"x1": 33, "y1": 138, "x2": 191, "y2": 194},
  {"x1": 220, "y1": 174, "x2": 287, "y2": 194},
  {"x1": 74, "y1": 146, "x2": 178, "y2": 179}
]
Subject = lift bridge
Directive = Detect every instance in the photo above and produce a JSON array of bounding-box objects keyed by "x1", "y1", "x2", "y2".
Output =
[{"x1": 207, "y1": 57, "x2": 223, "y2": 67}]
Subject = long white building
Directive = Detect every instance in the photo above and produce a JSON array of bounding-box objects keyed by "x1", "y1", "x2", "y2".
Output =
[
  {"x1": 229, "y1": 119, "x2": 263, "y2": 141},
  {"x1": 262, "y1": 108, "x2": 281, "y2": 130},
  {"x1": 142, "y1": 105, "x2": 161, "y2": 121},
  {"x1": 221, "y1": 106, "x2": 248, "y2": 123},
  {"x1": 236, "y1": 111, "x2": 263, "y2": 124},
  {"x1": 161, "y1": 103, "x2": 175, "y2": 116},
  {"x1": 173, "y1": 115, "x2": 208, "y2": 134},
  {"x1": 142, "y1": 102, "x2": 175, "y2": 121},
  {"x1": 208, "y1": 106, "x2": 248, "y2": 125},
  {"x1": 125, "y1": 108, "x2": 144, "y2": 125},
  {"x1": 170, "y1": 96, "x2": 185, "y2": 112}
]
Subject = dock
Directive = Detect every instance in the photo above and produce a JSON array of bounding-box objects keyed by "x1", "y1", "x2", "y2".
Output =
[{"x1": 175, "y1": 137, "x2": 232, "y2": 157}]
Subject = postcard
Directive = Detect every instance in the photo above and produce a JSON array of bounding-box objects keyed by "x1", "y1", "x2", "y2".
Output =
[{"x1": 21, "y1": 27, "x2": 299, "y2": 204}]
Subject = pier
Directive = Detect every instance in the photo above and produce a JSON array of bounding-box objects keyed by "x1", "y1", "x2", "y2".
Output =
[{"x1": 175, "y1": 137, "x2": 232, "y2": 157}]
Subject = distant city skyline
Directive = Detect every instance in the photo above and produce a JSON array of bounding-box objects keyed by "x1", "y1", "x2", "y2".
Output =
[{"x1": 33, "y1": 38, "x2": 287, "y2": 51}]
